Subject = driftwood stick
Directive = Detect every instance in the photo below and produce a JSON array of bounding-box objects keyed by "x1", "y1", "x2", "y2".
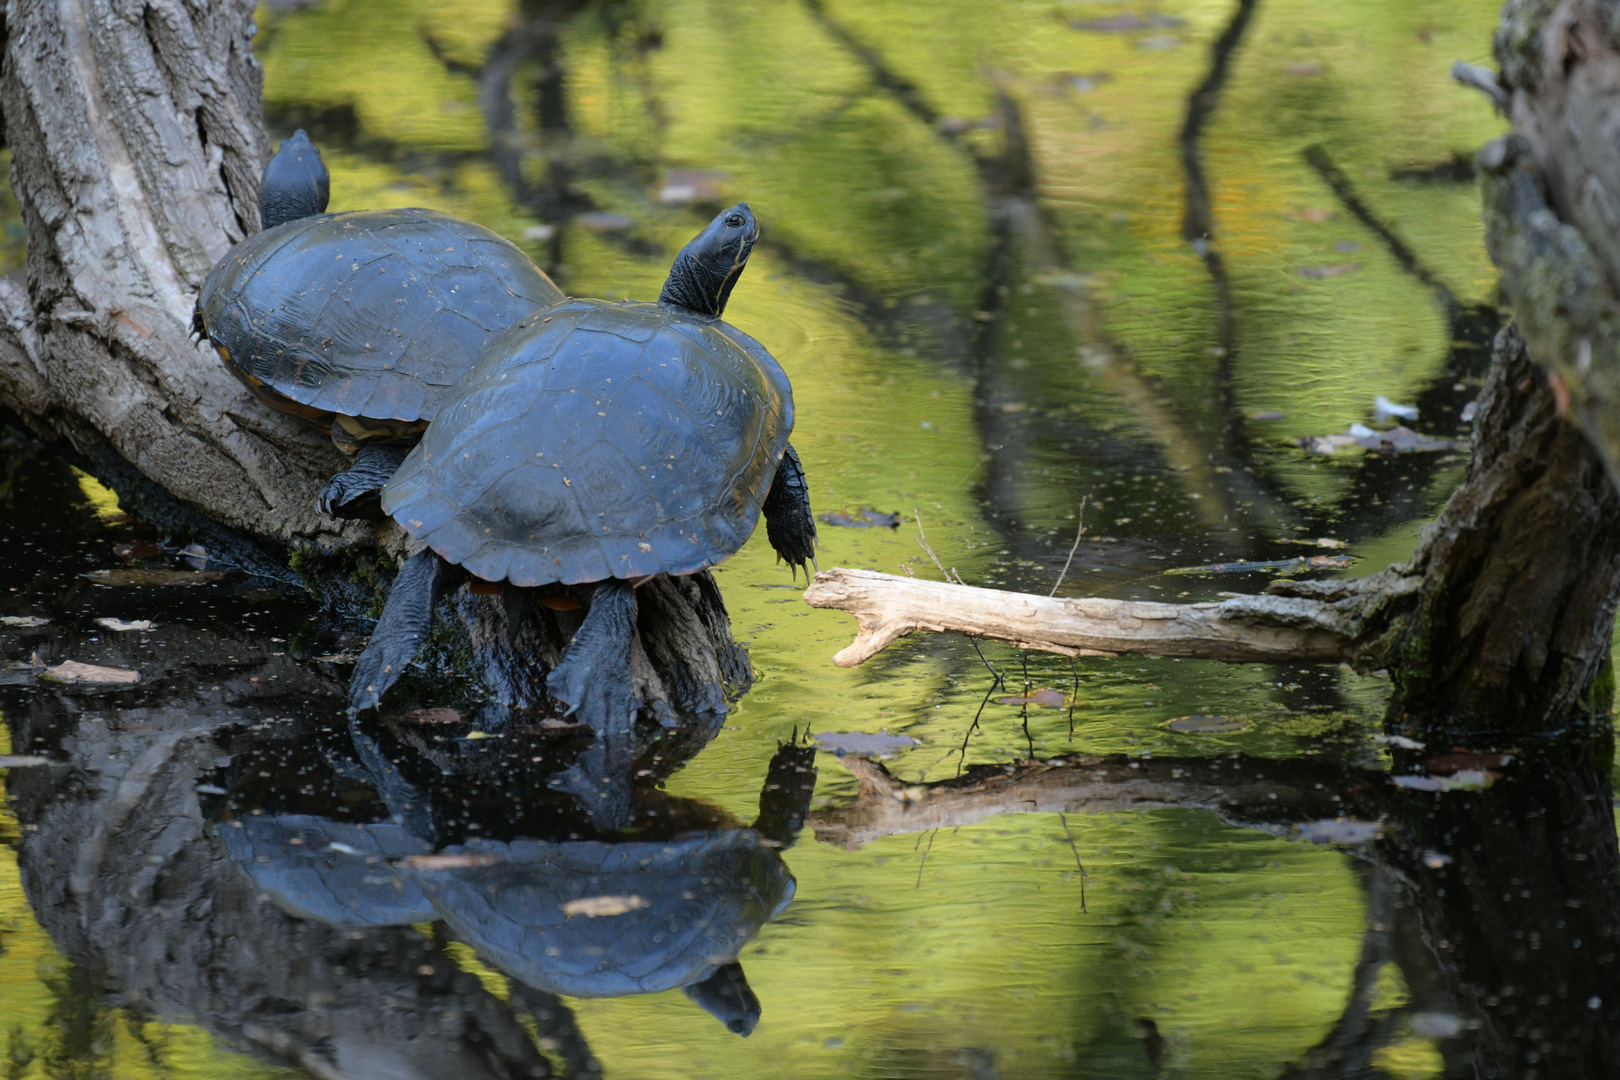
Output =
[{"x1": 801, "y1": 567, "x2": 1359, "y2": 667}]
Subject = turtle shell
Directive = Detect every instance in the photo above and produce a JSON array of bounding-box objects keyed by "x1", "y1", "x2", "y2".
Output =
[
  {"x1": 405, "y1": 831, "x2": 794, "y2": 1000},
  {"x1": 380, "y1": 299, "x2": 794, "y2": 586},
  {"x1": 195, "y1": 208, "x2": 563, "y2": 429}
]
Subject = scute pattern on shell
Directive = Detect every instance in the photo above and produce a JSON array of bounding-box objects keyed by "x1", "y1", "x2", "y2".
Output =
[
  {"x1": 381, "y1": 299, "x2": 794, "y2": 586},
  {"x1": 196, "y1": 208, "x2": 563, "y2": 422}
]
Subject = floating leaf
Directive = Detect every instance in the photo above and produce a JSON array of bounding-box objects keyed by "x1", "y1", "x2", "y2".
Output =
[
  {"x1": 83, "y1": 568, "x2": 226, "y2": 587},
  {"x1": 96, "y1": 618, "x2": 154, "y2": 632},
  {"x1": 1166, "y1": 714, "x2": 1247, "y2": 734},
  {"x1": 1392, "y1": 769, "x2": 1499, "y2": 792},
  {"x1": 814, "y1": 731, "x2": 917, "y2": 756},
  {"x1": 0, "y1": 616, "x2": 49, "y2": 628},
  {"x1": 402, "y1": 707, "x2": 462, "y2": 724},
  {"x1": 312, "y1": 653, "x2": 358, "y2": 664},
  {"x1": 38, "y1": 659, "x2": 140, "y2": 685},
  {"x1": 0, "y1": 755, "x2": 49, "y2": 768},
  {"x1": 1298, "y1": 819, "x2": 1385, "y2": 844},
  {"x1": 1298, "y1": 262, "x2": 1362, "y2": 279},
  {"x1": 1373, "y1": 733, "x2": 1425, "y2": 750},
  {"x1": 1072, "y1": 13, "x2": 1182, "y2": 32},
  {"x1": 818, "y1": 506, "x2": 903, "y2": 529},
  {"x1": 1299, "y1": 425, "x2": 1454, "y2": 456},
  {"x1": 997, "y1": 688, "x2": 1067, "y2": 708},
  {"x1": 397, "y1": 853, "x2": 500, "y2": 871},
  {"x1": 562, "y1": 894, "x2": 650, "y2": 919},
  {"x1": 113, "y1": 540, "x2": 164, "y2": 561}
]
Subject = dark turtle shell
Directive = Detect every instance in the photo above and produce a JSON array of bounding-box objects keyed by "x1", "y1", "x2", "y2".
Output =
[
  {"x1": 195, "y1": 208, "x2": 563, "y2": 434},
  {"x1": 405, "y1": 831, "x2": 794, "y2": 1001},
  {"x1": 380, "y1": 298, "x2": 794, "y2": 586}
]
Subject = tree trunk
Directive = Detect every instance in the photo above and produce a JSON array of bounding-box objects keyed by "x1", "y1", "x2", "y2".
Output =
[{"x1": 0, "y1": 0, "x2": 363, "y2": 550}]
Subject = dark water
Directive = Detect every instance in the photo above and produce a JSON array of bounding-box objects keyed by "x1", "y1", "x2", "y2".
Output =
[{"x1": 7, "y1": 0, "x2": 1616, "y2": 1077}]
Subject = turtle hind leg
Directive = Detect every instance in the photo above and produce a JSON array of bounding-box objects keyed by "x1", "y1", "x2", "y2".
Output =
[
  {"x1": 318, "y1": 441, "x2": 414, "y2": 519},
  {"x1": 546, "y1": 578, "x2": 638, "y2": 738},
  {"x1": 349, "y1": 549, "x2": 448, "y2": 715},
  {"x1": 762, "y1": 442, "x2": 817, "y2": 579}
]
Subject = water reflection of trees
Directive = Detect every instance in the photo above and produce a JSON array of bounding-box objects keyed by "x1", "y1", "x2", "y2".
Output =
[{"x1": 813, "y1": 740, "x2": 1620, "y2": 1077}]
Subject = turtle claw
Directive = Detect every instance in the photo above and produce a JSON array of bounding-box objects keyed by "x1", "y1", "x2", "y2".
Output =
[
  {"x1": 762, "y1": 441, "x2": 817, "y2": 579},
  {"x1": 316, "y1": 442, "x2": 413, "y2": 521}
]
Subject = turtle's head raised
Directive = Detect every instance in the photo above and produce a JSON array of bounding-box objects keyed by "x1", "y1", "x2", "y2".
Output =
[
  {"x1": 660, "y1": 203, "x2": 759, "y2": 318},
  {"x1": 259, "y1": 130, "x2": 330, "y2": 232}
]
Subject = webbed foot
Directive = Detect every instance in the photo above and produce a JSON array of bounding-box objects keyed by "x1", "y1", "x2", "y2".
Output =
[
  {"x1": 546, "y1": 578, "x2": 638, "y2": 738},
  {"x1": 349, "y1": 549, "x2": 447, "y2": 714},
  {"x1": 318, "y1": 441, "x2": 414, "y2": 519},
  {"x1": 762, "y1": 442, "x2": 817, "y2": 578}
]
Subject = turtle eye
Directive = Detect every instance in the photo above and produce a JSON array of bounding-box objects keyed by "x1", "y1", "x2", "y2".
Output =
[{"x1": 725, "y1": 214, "x2": 745, "y2": 228}]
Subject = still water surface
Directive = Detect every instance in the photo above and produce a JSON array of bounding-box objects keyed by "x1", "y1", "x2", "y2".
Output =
[{"x1": 6, "y1": 0, "x2": 1603, "y2": 1076}]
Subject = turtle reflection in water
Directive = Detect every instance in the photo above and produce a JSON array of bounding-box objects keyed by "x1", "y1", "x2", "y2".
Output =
[
  {"x1": 350, "y1": 203, "x2": 819, "y2": 732},
  {"x1": 210, "y1": 730, "x2": 817, "y2": 1036},
  {"x1": 191, "y1": 130, "x2": 565, "y2": 517}
]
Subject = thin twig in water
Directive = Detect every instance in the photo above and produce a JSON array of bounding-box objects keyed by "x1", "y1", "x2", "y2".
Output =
[
  {"x1": 1068, "y1": 656, "x2": 1080, "y2": 739},
  {"x1": 916, "y1": 827, "x2": 939, "y2": 889},
  {"x1": 1049, "y1": 497, "x2": 1088, "y2": 597},
  {"x1": 957, "y1": 681, "x2": 997, "y2": 776},
  {"x1": 1059, "y1": 812, "x2": 1088, "y2": 913}
]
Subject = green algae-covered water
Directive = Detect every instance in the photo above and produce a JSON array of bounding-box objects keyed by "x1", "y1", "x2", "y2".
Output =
[{"x1": 0, "y1": 1, "x2": 1544, "y2": 1076}]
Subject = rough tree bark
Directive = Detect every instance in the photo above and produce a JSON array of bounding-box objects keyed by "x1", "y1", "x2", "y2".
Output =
[{"x1": 0, "y1": 0, "x2": 363, "y2": 549}]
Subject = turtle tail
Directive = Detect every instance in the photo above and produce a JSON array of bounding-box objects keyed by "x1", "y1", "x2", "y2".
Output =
[{"x1": 348, "y1": 549, "x2": 448, "y2": 715}]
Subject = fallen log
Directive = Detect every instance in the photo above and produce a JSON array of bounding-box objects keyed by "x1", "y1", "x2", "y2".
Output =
[{"x1": 800, "y1": 566, "x2": 1384, "y2": 667}]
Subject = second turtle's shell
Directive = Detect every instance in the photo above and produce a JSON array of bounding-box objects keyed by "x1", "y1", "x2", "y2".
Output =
[
  {"x1": 195, "y1": 208, "x2": 563, "y2": 438},
  {"x1": 380, "y1": 299, "x2": 794, "y2": 586}
]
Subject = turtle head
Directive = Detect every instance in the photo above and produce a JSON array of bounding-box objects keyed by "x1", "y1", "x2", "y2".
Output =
[
  {"x1": 659, "y1": 203, "x2": 759, "y2": 318},
  {"x1": 682, "y1": 961, "x2": 762, "y2": 1036},
  {"x1": 259, "y1": 130, "x2": 330, "y2": 231}
]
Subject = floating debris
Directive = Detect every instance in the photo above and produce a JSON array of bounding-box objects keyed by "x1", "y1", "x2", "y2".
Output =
[
  {"x1": 1299, "y1": 425, "x2": 1455, "y2": 456},
  {"x1": 1168, "y1": 555, "x2": 1353, "y2": 576},
  {"x1": 178, "y1": 543, "x2": 211, "y2": 568},
  {"x1": 0, "y1": 755, "x2": 50, "y2": 768},
  {"x1": 402, "y1": 707, "x2": 462, "y2": 724},
  {"x1": 1298, "y1": 818, "x2": 1385, "y2": 845},
  {"x1": 1460, "y1": 400, "x2": 1478, "y2": 423},
  {"x1": 814, "y1": 731, "x2": 918, "y2": 756},
  {"x1": 1277, "y1": 537, "x2": 1346, "y2": 549},
  {"x1": 1285, "y1": 61, "x2": 1325, "y2": 77},
  {"x1": 397, "y1": 853, "x2": 501, "y2": 871},
  {"x1": 563, "y1": 894, "x2": 650, "y2": 919},
  {"x1": 38, "y1": 658, "x2": 140, "y2": 685},
  {"x1": 1250, "y1": 410, "x2": 1286, "y2": 421},
  {"x1": 1374, "y1": 395, "x2": 1420, "y2": 422},
  {"x1": 0, "y1": 615, "x2": 49, "y2": 628},
  {"x1": 1166, "y1": 714, "x2": 1247, "y2": 734},
  {"x1": 1071, "y1": 13, "x2": 1182, "y2": 31},
  {"x1": 1392, "y1": 769, "x2": 1498, "y2": 792},
  {"x1": 521, "y1": 224, "x2": 556, "y2": 242},
  {"x1": 1422, "y1": 851, "x2": 1454, "y2": 869},
  {"x1": 311, "y1": 652, "x2": 359, "y2": 664},
  {"x1": 1373, "y1": 733, "x2": 1425, "y2": 750},
  {"x1": 1299, "y1": 262, "x2": 1363, "y2": 279},
  {"x1": 96, "y1": 618, "x2": 154, "y2": 632},
  {"x1": 113, "y1": 540, "x2": 163, "y2": 561},
  {"x1": 998, "y1": 688, "x2": 1067, "y2": 708},
  {"x1": 83, "y1": 568, "x2": 227, "y2": 587}
]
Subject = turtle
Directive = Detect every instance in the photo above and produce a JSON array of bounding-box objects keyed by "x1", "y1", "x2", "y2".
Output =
[
  {"x1": 348, "y1": 203, "x2": 818, "y2": 730},
  {"x1": 191, "y1": 130, "x2": 565, "y2": 518}
]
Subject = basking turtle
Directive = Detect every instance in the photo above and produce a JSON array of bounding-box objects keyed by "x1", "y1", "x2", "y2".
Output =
[
  {"x1": 192, "y1": 130, "x2": 565, "y2": 517},
  {"x1": 349, "y1": 203, "x2": 817, "y2": 728}
]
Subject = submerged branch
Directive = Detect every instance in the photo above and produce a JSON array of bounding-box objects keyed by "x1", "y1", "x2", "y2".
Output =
[{"x1": 802, "y1": 567, "x2": 1389, "y2": 667}]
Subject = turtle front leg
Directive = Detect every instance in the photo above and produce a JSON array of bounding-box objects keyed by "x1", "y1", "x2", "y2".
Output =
[
  {"x1": 546, "y1": 578, "x2": 639, "y2": 738},
  {"x1": 318, "y1": 441, "x2": 414, "y2": 519},
  {"x1": 762, "y1": 442, "x2": 817, "y2": 579}
]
